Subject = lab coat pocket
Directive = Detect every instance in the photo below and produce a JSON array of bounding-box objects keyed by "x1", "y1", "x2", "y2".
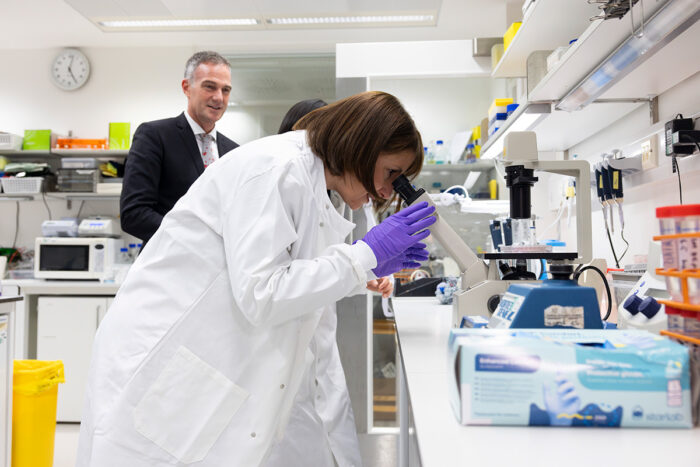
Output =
[{"x1": 133, "y1": 345, "x2": 249, "y2": 464}]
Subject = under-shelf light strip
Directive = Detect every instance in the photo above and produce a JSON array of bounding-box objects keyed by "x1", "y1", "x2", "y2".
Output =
[{"x1": 557, "y1": 0, "x2": 700, "y2": 112}]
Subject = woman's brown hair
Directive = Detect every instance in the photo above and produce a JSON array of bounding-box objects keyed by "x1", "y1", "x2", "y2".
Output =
[{"x1": 293, "y1": 91, "x2": 423, "y2": 206}]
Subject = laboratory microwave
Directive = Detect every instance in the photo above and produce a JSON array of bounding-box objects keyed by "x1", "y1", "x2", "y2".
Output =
[{"x1": 34, "y1": 237, "x2": 117, "y2": 280}]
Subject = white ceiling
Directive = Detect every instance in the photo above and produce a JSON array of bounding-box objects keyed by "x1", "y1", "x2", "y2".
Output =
[{"x1": 0, "y1": 0, "x2": 510, "y2": 52}]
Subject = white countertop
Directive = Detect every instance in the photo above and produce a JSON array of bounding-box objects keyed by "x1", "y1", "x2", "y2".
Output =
[
  {"x1": 3, "y1": 279, "x2": 120, "y2": 295},
  {"x1": 0, "y1": 296, "x2": 22, "y2": 304},
  {"x1": 393, "y1": 297, "x2": 700, "y2": 467}
]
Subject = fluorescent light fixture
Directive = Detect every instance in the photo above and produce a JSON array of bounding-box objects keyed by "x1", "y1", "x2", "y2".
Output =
[
  {"x1": 557, "y1": 0, "x2": 700, "y2": 111},
  {"x1": 266, "y1": 14, "x2": 435, "y2": 26},
  {"x1": 227, "y1": 101, "x2": 238, "y2": 107},
  {"x1": 98, "y1": 18, "x2": 259, "y2": 29},
  {"x1": 480, "y1": 103, "x2": 550, "y2": 160}
]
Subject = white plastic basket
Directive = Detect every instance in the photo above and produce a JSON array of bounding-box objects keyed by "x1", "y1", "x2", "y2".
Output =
[
  {"x1": 1, "y1": 177, "x2": 44, "y2": 194},
  {"x1": 0, "y1": 133, "x2": 23, "y2": 151}
]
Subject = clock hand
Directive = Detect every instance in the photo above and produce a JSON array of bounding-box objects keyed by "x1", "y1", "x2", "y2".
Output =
[{"x1": 68, "y1": 66, "x2": 78, "y2": 84}]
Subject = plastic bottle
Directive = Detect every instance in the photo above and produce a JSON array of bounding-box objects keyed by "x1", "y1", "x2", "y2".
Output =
[
  {"x1": 464, "y1": 144, "x2": 476, "y2": 163},
  {"x1": 128, "y1": 243, "x2": 138, "y2": 261},
  {"x1": 118, "y1": 247, "x2": 131, "y2": 264},
  {"x1": 426, "y1": 142, "x2": 436, "y2": 164},
  {"x1": 435, "y1": 140, "x2": 445, "y2": 164}
]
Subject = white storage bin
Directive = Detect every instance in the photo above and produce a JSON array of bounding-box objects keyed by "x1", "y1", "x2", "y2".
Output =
[
  {"x1": 61, "y1": 158, "x2": 98, "y2": 169},
  {"x1": 1, "y1": 177, "x2": 44, "y2": 194},
  {"x1": 0, "y1": 133, "x2": 22, "y2": 151}
]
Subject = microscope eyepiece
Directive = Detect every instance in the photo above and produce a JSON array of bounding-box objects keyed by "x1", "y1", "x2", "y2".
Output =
[{"x1": 392, "y1": 174, "x2": 425, "y2": 206}]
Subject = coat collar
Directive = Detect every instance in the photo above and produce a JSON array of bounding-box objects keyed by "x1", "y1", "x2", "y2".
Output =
[{"x1": 295, "y1": 131, "x2": 356, "y2": 242}]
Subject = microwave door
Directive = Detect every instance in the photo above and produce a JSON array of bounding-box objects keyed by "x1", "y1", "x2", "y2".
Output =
[{"x1": 40, "y1": 245, "x2": 90, "y2": 271}]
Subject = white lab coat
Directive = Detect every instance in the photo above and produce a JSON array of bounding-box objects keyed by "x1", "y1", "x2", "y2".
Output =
[{"x1": 77, "y1": 131, "x2": 375, "y2": 466}]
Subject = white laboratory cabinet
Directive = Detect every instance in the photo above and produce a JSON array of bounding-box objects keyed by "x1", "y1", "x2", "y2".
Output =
[
  {"x1": 0, "y1": 297, "x2": 19, "y2": 467},
  {"x1": 37, "y1": 296, "x2": 112, "y2": 422}
]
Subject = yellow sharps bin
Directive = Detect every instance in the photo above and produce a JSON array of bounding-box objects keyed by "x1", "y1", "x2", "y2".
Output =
[{"x1": 12, "y1": 360, "x2": 64, "y2": 467}]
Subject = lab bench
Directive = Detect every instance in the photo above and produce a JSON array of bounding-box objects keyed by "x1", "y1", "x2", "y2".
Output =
[
  {"x1": 393, "y1": 297, "x2": 700, "y2": 467},
  {"x1": 1, "y1": 279, "x2": 118, "y2": 422}
]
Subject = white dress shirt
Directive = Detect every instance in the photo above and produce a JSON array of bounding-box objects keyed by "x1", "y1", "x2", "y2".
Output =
[{"x1": 184, "y1": 110, "x2": 220, "y2": 162}]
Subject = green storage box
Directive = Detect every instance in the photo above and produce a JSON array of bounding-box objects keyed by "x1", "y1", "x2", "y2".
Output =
[
  {"x1": 22, "y1": 130, "x2": 53, "y2": 150},
  {"x1": 109, "y1": 122, "x2": 131, "y2": 150}
]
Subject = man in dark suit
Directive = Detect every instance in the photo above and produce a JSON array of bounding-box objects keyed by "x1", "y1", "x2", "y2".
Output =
[{"x1": 120, "y1": 51, "x2": 239, "y2": 243}]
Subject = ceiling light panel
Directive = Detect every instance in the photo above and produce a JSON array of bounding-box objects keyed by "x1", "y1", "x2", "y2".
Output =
[
  {"x1": 265, "y1": 13, "x2": 437, "y2": 27},
  {"x1": 95, "y1": 17, "x2": 261, "y2": 31}
]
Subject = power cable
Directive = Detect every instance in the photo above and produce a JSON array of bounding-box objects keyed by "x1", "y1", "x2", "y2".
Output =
[
  {"x1": 574, "y1": 265, "x2": 612, "y2": 321},
  {"x1": 41, "y1": 191, "x2": 52, "y2": 220},
  {"x1": 12, "y1": 201, "x2": 20, "y2": 249}
]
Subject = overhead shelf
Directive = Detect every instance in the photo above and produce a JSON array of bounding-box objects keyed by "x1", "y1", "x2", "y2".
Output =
[
  {"x1": 482, "y1": 0, "x2": 699, "y2": 159},
  {"x1": 491, "y1": 0, "x2": 600, "y2": 78},
  {"x1": 420, "y1": 160, "x2": 495, "y2": 172},
  {"x1": 528, "y1": 0, "x2": 691, "y2": 102},
  {"x1": 480, "y1": 100, "x2": 644, "y2": 158},
  {"x1": 0, "y1": 149, "x2": 50, "y2": 156},
  {"x1": 0, "y1": 149, "x2": 128, "y2": 158},
  {"x1": 0, "y1": 192, "x2": 121, "y2": 202},
  {"x1": 51, "y1": 149, "x2": 128, "y2": 157}
]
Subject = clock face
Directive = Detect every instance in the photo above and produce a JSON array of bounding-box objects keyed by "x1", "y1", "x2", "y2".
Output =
[{"x1": 51, "y1": 48, "x2": 90, "y2": 91}]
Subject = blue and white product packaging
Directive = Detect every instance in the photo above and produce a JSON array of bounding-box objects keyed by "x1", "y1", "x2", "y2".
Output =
[
  {"x1": 435, "y1": 277, "x2": 459, "y2": 305},
  {"x1": 448, "y1": 328, "x2": 692, "y2": 428},
  {"x1": 460, "y1": 315, "x2": 489, "y2": 328}
]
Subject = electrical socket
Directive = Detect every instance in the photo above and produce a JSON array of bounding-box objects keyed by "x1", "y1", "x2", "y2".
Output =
[{"x1": 641, "y1": 134, "x2": 658, "y2": 170}]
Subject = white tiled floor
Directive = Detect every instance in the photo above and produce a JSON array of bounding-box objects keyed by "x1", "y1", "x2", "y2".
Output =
[{"x1": 51, "y1": 424, "x2": 398, "y2": 467}]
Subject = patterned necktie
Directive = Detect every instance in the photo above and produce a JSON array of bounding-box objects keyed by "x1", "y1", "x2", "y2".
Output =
[{"x1": 198, "y1": 133, "x2": 216, "y2": 168}]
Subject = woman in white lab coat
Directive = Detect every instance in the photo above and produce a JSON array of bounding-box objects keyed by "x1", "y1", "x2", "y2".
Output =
[{"x1": 77, "y1": 91, "x2": 435, "y2": 467}]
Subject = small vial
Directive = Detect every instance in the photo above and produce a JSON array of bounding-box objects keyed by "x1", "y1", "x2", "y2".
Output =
[
  {"x1": 118, "y1": 248, "x2": 131, "y2": 264},
  {"x1": 128, "y1": 243, "x2": 138, "y2": 261}
]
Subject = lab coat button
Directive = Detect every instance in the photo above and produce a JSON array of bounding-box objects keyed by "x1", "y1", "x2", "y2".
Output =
[
  {"x1": 325, "y1": 204, "x2": 330, "y2": 209},
  {"x1": 319, "y1": 221, "x2": 324, "y2": 227},
  {"x1": 280, "y1": 384, "x2": 285, "y2": 389},
  {"x1": 251, "y1": 432, "x2": 256, "y2": 438}
]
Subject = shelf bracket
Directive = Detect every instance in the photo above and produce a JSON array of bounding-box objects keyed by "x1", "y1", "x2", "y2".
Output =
[
  {"x1": 649, "y1": 95, "x2": 659, "y2": 125},
  {"x1": 590, "y1": 96, "x2": 658, "y2": 125}
]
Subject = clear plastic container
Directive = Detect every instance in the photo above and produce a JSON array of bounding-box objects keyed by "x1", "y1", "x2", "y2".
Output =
[
  {"x1": 666, "y1": 273, "x2": 684, "y2": 302},
  {"x1": 435, "y1": 140, "x2": 445, "y2": 164},
  {"x1": 117, "y1": 247, "x2": 131, "y2": 264},
  {"x1": 128, "y1": 243, "x2": 139, "y2": 261},
  {"x1": 666, "y1": 306, "x2": 683, "y2": 333},
  {"x1": 656, "y1": 204, "x2": 700, "y2": 269},
  {"x1": 687, "y1": 270, "x2": 700, "y2": 305},
  {"x1": 681, "y1": 310, "x2": 700, "y2": 338}
]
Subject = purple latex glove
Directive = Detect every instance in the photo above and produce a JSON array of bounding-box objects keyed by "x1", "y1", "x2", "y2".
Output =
[
  {"x1": 373, "y1": 243, "x2": 430, "y2": 278},
  {"x1": 362, "y1": 201, "x2": 436, "y2": 265}
]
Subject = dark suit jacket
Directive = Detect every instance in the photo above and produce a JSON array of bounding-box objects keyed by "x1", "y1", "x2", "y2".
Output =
[{"x1": 120, "y1": 112, "x2": 239, "y2": 243}]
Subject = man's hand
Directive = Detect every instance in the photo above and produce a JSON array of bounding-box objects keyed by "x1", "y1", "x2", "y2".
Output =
[{"x1": 367, "y1": 276, "x2": 394, "y2": 298}]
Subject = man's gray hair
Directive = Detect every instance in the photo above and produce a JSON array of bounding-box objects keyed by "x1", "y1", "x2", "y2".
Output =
[{"x1": 184, "y1": 51, "x2": 230, "y2": 81}]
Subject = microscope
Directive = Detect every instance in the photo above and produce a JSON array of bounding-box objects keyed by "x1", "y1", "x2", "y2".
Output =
[{"x1": 393, "y1": 131, "x2": 602, "y2": 329}]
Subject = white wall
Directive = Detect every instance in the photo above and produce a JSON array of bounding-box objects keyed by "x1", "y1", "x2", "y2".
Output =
[
  {"x1": 0, "y1": 46, "x2": 292, "y2": 250},
  {"x1": 0, "y1": 47, "x2": 271, "y2": 144},
  {"x1": 536, "y1": 71, "x2": 700, "y2": 268},
  {"x1": 336, "y1": 40, "x2": 491, "y2": 79},
  {"x1": 368, "y1": 76, "x2": 492, "y2": 147}
]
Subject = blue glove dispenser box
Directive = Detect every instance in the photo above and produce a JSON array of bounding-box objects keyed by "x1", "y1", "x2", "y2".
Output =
[{"x1": 448, "y1": 329, "x2": 692, "y2": 428}]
